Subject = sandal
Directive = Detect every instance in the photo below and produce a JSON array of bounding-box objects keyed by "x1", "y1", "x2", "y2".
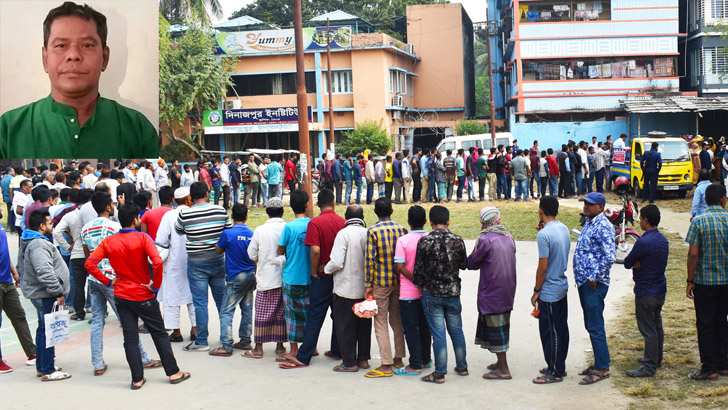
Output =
[
  {"x1": 482, "y1": 371, "x2": 511, "y2": 380},
  {"x1": 333, "y1": 364, "x2": 359, "y2": 372},
  {"x1": 241, "y1": 351, "x2": 263, "y2": 359},
  {"x1": 540, "y1": 367, "x2": 567, "y2": 377},
  {"x1": 688, "y1": 370, "x2": 718, "y2": 380},
  {"x1": 94, "y1": 365, "x2": 108, "y2": 376},
  {"x1": 170, "y1": 372, "x2": 191, "y2": 384},
  {"x1": 455, "y1": 368, "x2": 469, "y2": 376},
  {"x1": 580, "y1": 370, "x2": 610, "y2": 385},
  {"x1": 578, "y1": 365, "x2": 595, "y2": 376},
  {"x1": 143, "y1": 359, "x2": 162, "y2": 368},
  {"x1": 279, "y1": 359, "x2": 308, "y2": 369},
  {"x1": 233, "y1": 341, "x2": 252, "y2": 350},
  {"x1": 420, "y1": 372, "x2": 445, "y2": 384},
  {"x1": 364, "y1": 369, "x2": 393, "y2": 378},
  {"x1": 533, "y1": 374, "x2": 563, "y2": 384},
  {"x1": 40, "y1": 371, "x2": 72, "y2": 381},
  {"x1": 131, "y1": 378, "x2": 146, "y2": 390},
  {"x1": 209, "y1": 347, "x2": 233, "y2": 357}
]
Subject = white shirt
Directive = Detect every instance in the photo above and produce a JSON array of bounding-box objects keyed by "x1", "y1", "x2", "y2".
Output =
[
  {"x1": 12, "y1": 192, "x2": 31, "y2": 227},
  {"x1": 53, "y1": 208, "x2": 85, "y2": 259},
  {"x1": 156, "y1": 205, "x2": 193, "y2": 306},
  {"x1": 180, "y1": 171, "x2": 194, "y2": 187},
  {"x1": 82, "y1": 173, "x2": 98, "y2": 188},
  {"x1": 123, "y1": 167, "x2": 136, "y2": 183},
  {"x1": 155, "y1": 167, "x2": 169, "y2": 188},
  {"x1": 577, "y1": 149, "x2": 589, "y2": 176},
  {"x1": 94, "y1": 179, "x2": 119, "y2": 202},
  {"x1": 259, "y1": 163, "x2": 268, "y2": 184},
  {"x1": 401, "y1": 158, "x2": 411, "y2": 179},
  {"x1": 539, "y1": 158, "x2": 549, "y2": 178},
  {"x1": 135, "y1": 168, "x2": 146, "y2": 190},
  {"x1": 247, "y1": 217, "x2": 285, "y2": 291},
  {"x1": 220, "y1": 163, "x2": 230, "y2": 186},
  {"x1": 613, "y1": 138, "x2": 626, "y2": 150},
  {"x1": 325, "y1": 224, "x2": 368, "y2": 299}
]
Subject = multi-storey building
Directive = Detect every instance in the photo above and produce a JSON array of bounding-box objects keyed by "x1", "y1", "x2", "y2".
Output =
[{"x1": 488, "y1": 0, "x2": 693, "y2": 148}]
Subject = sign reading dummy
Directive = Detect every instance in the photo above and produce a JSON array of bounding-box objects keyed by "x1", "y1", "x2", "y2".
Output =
[
  {"x1": 215, "y1": 26, "x2": 352, "y2": 55},
  {"x1": 204, "y1": 106, "x2": 313, "y2": 135}
]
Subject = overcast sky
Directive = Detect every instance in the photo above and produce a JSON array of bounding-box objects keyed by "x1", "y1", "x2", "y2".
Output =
[{"x1": 213, "y1": 0, "x2": 486, "y2": 24}]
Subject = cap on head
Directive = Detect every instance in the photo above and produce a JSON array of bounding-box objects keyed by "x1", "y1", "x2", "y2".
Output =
[
  {"x1": 174, "y1": 187, "x2": 190, "y2": 199},
  {"x1": 581, "y1": 192, "x2": 606, "y2": 206},
  {"x1": 265, "y1": 197, "x2": 285, "y2": 209}
]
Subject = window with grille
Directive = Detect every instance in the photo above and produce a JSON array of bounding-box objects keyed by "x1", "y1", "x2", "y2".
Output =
[
  {"x1": 323, "y1": 70, "x2": 353, "y2": 94},
  {"x1": 712, "y1": 0, "x2": 728, "y2": 19},
  {"x1": 689, "y1": 0, "x2": 704, "y2": 31},
  {"x1": 705, "y1": 47, "x2": 728, "y2": 74},
  {"x1": 691, "y1": 50, "x2": 702, "y2": 86},
  {"x1": 389, "y1": 70, "x2": 407, "y2": 94}
]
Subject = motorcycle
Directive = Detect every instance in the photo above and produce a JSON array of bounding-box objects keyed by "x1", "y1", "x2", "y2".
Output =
[{"x1": 311, "y1": 169, "x2": 321, "y2": 193}]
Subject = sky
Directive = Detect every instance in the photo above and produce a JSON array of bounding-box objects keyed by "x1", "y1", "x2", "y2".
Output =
[{"x1": 212, "y1": 0, "x2": 486, "y2": 24}]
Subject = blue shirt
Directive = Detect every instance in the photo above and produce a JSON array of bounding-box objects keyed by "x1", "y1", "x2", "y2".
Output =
[
  {"x1": 1, "y1": 175, "x2": 11, "y2": 202},
  {"x1": 353, "y1": 162, "x2": 362, "y2": 183},
  {"x1": 587, "y1": 153, "x2": 595, "y2": 173},
  {"x1": 420, "y1": 156, "x2": 429, "y2": 178},
  {"x1": 640, "y1": 149, "x2": 662, "y2": 172},
  {"x1": 537, "y1": 220, "x2": 571, "y2": 302},
  {"x1": 279, "y1": 217, "x2": 311, "y2": 285},
  {"x1": 332, "y1": 160, "x2": 342, "y2": 182},
  {"x1": 343, "y1": 160, "x2": 353, "y2": 181},
  {"x1": 392, "y1": 159, "x2": 402, "y2": 178},
  {"x1": 700, "y1": 149, "x2": 712, "y2": 171},
  {"x1": 217, "y1": 223, "x2": 255, "y2": 280},
  {"x1": 210, "y1": 167, "x2": 221, "y2": 186},
  {"x1": 573, "y1": 212, "x2": 616, "y2": 287},
  {"x1": 0, "y1": 229, "x2": 12, "y2": 284},
  {"x1": 266, "y1": 162, "x2": 282, "y2": 185},
  {"x1": 623, "y1": 228, "x2": 668, "y2": 298},
  {"x1": 691, "y1": 180, "x2": 711, "y2": 218}
]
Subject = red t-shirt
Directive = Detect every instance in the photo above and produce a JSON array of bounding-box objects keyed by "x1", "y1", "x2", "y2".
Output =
[
  {"x1": 85, "y1": 230, "x2": 163, "y2": 301},
  {"x1": 304, "y1": 209, "x2": 345, "y2": 274},
  {"x1": 140, "y1": 206, "x2": 173, "y2": 241},
  {"x1": 285, "y1": 160, "x2": 296, "y2": 181}
]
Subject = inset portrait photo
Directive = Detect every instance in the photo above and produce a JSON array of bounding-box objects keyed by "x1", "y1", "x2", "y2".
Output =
[{"x1": 0, "y1": 0, "x2": 159, "y2": 158}]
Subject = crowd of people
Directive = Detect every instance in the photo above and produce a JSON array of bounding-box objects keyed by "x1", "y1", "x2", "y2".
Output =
[{"x1": 0, "y1": 155, "x2": 726, "y2": 392}]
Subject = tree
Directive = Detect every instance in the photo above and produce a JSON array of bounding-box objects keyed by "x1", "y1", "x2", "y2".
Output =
[
  {"x1": 338, "y1": 119, "x2": 393, "y2": 155},
  {"x1": 474, "y1": 39, "x2": 488, "y2": 78},
  {"x1": 455, "y1": 119, "x2": 487, "y2": 136},
  {"x1": 159, "y1": 15, "x2": 236, "y2": 157},
  {"x1": 160, "y1": 0, "x2": 223, "y2": 25},
  {"x1": 475, "y1": 76, "x2": 489, "y2": 118}
]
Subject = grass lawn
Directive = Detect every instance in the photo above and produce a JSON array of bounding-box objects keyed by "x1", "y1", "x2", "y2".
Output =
[{"x1": 608, "y1": 232, "x2": 728, "y2": 409}]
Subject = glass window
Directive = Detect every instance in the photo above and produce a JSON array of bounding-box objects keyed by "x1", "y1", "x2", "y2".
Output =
[
  {"x1": 462, "y1": 140, "x2": 481, "y2": 152},
  {"x1": 324, "y1": 70, "x2": 353, "y2": 94},
  {"x1": 523, "y1": 56, "x2": 677, "y2": 81},
  {"x1": 658, "y1": 142, "x2": 690, "y2": 162},
  {"x1": 389, "y1": 70, "x2": 406, "y2": 94},
  {"x1": 518, "y1": 1, "x2": 612, "y2": 23},
  {"x1": 712, "y1": 0, "x2": 728, "y2": 18}
]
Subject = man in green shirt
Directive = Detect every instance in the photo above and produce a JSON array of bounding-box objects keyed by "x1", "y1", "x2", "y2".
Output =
[
  {"x1": 0, "y1": 2, "x2": 158, "y2": 158},
  {"x1": 476, "y1": 148, "x2": 488, "y2": 201}
]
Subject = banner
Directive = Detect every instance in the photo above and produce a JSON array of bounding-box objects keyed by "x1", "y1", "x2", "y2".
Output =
[
  {"x1": 215, "y1": 26, "x2": 352, "y2": 55},
  {"x1": 204, "y1": 106, "x2": 313, "y2": 135}
]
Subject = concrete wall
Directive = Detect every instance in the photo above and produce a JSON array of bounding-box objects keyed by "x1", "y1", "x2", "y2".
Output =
[{"x1": 509, "y1": 116, "x2": 629, "y2": 151}]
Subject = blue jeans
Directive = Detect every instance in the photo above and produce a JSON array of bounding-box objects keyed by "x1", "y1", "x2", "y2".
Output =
[
  {"x1": 534, "y1": 176, "x2": 542, "y2": 197},
  {"x1": 496, "y1": 174, "x2": 507, "y2": 199},
  {"x1": 89, "y1": 280, "x2": 149, "y2": 370},
  {"x1": 456, "y1": 176, "x2": 465, "y2": 200},
  {"x1": 295, "y1": 275, "x2": 340, "y2": 365},
  {"x1": 366, "y1": 180, "x2": 374, "y2": 203},
  {"x1": 587, "y1": 171, "x2": 595, "y2": 193},
  {"x1": 344, "y1": 180, "x2": 352, "y2": 203},
  {"x1": 578, "y1": 283, "x2": 610, "y2": 369},
  {"x1": 428, "y1": 176, "x2": 437, "y2": 202},
  {"x1": 538, "y1": 296, "x2": 569, "y2": 378},
  {"x1": 186, "y1": 256, "x2": 226, "y2": 346},
  {"x1": 549, "y1": 174, "x2": 558, "y2": 196},
  {"x1": 355, "y1": 182, "x2": 362, "y2": 204},
  {"x1": 219, "y1": 271, "x2": 256, "y2": 349},
  {"x1": 421, "y1": 292, "x2": 467, "y2": 375},
  {"x1": 261, "y1": 182, "x2": 269, "y2": 205},
  {"x1": 467, "y1": 176, "x2": 475, "y2": 199},
  {"x1": 506, "y1": 176, "x2": 512, "y2": 199},
  {"x1": 212, "y1": 184, "x2": 222, "y2": 205},
  {"x1": 377, "y1": 182, "x2": 385, "y2": 198},
  {"x1": 596, "y1": 169, "x2": 605, "y2": 193},
  {"x1": 514, "y1": 178, "x2": 528, "y2": 201},
  {"x1": 31, "y1": 298, "x2": 57, "y2": 376},
  {"x1": 575, "y1": 172, "x2": 583, "y2": 196},
  {"x1": 400, "y1": 299, "x2": 432, "y2": 369},
  {"x1": 61, "y1": 253, "x2": 73, "y2": 307}
]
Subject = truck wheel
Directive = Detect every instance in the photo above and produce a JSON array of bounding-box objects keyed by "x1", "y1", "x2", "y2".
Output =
[
  {"x1": 633, "y1": 178, "x2": 642, "y2": 198},
  {"x1": 678, "y1": 190, "x2": 687, "y2": 199}
]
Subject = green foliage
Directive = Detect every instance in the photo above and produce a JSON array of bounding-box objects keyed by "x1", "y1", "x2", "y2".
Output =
[
  {"x1": 160, "y1": 137, "x2": 201, "y2": 161},
  {"x1": 338, "y1": 119, "x2": 393, "y2": 156},
  {"x1": 474, "y1": 39, "x2": 488, "y2": 78},
  {"x1": 160, "y1": 0, "x2": 223, "y2": 25},
  {"x1": 159, "y1": 14, "x2": 236, "y2": 156},
  {"x1": 455, "y1": 119, "x2": 488, "y2": 136},
  {"x1": 475, "y1": 76, "x2": 490, "y2": 118}
]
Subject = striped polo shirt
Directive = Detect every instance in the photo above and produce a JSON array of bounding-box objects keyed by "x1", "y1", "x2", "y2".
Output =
[{"x1": 175, "y1": 203, "x2": 232, "y2": 260}]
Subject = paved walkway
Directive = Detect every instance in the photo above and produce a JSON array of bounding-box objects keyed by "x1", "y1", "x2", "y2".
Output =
[{"x1": 2, "y1": 239, "x2": 633, "y2": 409}]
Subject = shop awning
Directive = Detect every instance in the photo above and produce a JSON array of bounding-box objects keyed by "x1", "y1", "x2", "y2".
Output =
[{"x1": 620, "y1": 96, "x2": 728, "y2": 113}]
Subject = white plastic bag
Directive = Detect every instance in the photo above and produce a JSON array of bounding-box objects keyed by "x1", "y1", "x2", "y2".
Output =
[{"x1": 44, "y1": 302, "x2": 70, "y2": 347}]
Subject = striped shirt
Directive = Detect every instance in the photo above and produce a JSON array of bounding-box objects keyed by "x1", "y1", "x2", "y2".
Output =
[
  {"x1": 175, "y1": 203, "x2": 232, "y2": 260},
  {"x1": 365, "y1": 218, "x2": 408, "y2": 288},
  {"x1": 685, "y1": 205, "x2": 728, "y2": 286},
  {"x1": 81, "y1": 217, "x2": 121, "y2": 283}
]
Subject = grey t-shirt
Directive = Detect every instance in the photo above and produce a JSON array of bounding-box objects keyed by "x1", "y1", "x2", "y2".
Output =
[
  {"x1": 537, "y1": 220, "x2": 571, "y2": 302},
  {"x1": 511, "y1": 156, "x2": 530, "y2": 180}
]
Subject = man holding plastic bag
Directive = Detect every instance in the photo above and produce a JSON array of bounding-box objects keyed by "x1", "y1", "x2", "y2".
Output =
[{"x1": 19, "y1": 210, "x2": 71, "y2": 381}]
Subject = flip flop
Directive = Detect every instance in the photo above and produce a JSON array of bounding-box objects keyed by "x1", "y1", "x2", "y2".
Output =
[
  {"x1": 242, "y1": 351, "x2": 263, "y2": 359},
  {"x1": 143, "y1": 359, "x2": 162, "y2": 368},
  {"x1": 333, "y1": 364, "x2": 359, "y2": 372},
  {"x1": 420, "y1": 372, "x2": 445, "y2": 384},
  {"x1": 275, "y1": 355, "x2": 292, "y2": 363},
  {"x1": 533, "y1": 374, "x2": 563, "y2": 384},
  {"x1": 540, "y1": 367, "x2": 567, "y2": 377},
  {"x1": 233, "y1": 342, "x2": 252, "y2": 350},
  {"x1": 482, "y1": 371, "x2": 511, "y2": 380},
  {"x1": 364, "y1": 369, "x2": 393, "y2": 378},
  {"x1": 579, "y1": 370, "x2": 610, "y2": 385},
  {"x1": 170, "y1": 372, "x2": 191, "y2": 384},
  {"x1": 279, "y1": 359, "x2": 308, "y2": 369},
  {"x1": 394, "y1": 367, "x2": 422, "y2": 376},
  {"x1": 131, "y1": 378, "x2": 146, "y2": 390}
]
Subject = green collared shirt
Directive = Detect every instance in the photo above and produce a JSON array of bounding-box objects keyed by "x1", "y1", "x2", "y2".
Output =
[{"x1": 0, "y1": 95, "x2": 158, "y2": 158}]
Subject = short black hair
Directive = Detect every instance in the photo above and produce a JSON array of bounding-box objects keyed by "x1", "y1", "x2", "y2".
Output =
[
  {"x1": 374, "y1": 197, "x2": 393, "y2": 218},
  {"x1": 407, "y1": 205, "x2": 426, "y2": 229},
  {"x1": 78, "y1": 188, "x2": 94, "y2": 204},
  {"x1": 640, "y1": 204, "x2": 660, "y2": 227},
  {"x1": 705, "y1": 184, "x2": 726, "y2": 206},
  {"x1": 547, "y1": 148, "x2": 554, "y2": 155},
  {"x1": 317, "y1": 189, "x2": 334, "y2": 208},
  {"x1": 44, "y1": 2, "x2": 108, "y2": 48},
  {"x1": 344, "y1": 205, "x2": 364, "y2": 220},
  {"x1": 158, "y1": 186, "x2": 174, "y2": 205},
  {"x1": 59, "y1": 187, "x2": 73, "y2": 202},
  {"x1": 32, "y1": 185, "x2": 51, "y2": 202},
  {"x1": 266, "y1": 205, "x2": 284, "y2": 218},
  {"x1": 133, "y1": 190, "x2": 151, "y2": 209},
  {"x1": 698, "y1": 169, "x2": 711, "y2": 182},
  {"x1": 540, "y1": 195, "x2": 559, "y2": 217},
  {"x1": 477, "y1": 148, "x2": 483, "y2": 155},
  {"x1": 541, "y1": 150, "x2": 547, "y2": 157},
  {"x1": 20, "y1": 179, "x2": 33, "y2": 189},
  {"x1": 91, "y1": 191, "x2": 112, "y2": 214},
  {"x1": 446, "y1": 150, "x2": 452, "y2": 156},
  {"x1": 29, "y1": 209, "x2": 51, "y2": 232},
  {"x1": 429, "y1": 205, "x2": 449, "y2": 225},
  {"x1": 651, "y1": 142, "x2": 659, "y2": 150},
  {"x1": 232, "y1": 203, "x2": 248, "y2": 222},
  {"x1": 189, "y1": 182, "x2": 208, "y2": 200},
  {"x1": 290, "y1": 190, "x2": 309, "y2": 214},
  {"x1": 516, "y1": 149, "x2": 523, "y2": 156},
  {"x1": 118, "y1": 203, "x2": 140, "y2": 228}
]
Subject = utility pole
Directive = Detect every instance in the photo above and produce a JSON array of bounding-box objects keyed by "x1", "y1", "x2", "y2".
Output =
[
  {"x1": 293, "y1": 0, "x2": 312, "y2": 216},
  {"x1": 486, "y1": 21, "x2": 496, "y2": 148},
  {"x1": 326, "y1": 19, "x2": 335, "y2": 153}
]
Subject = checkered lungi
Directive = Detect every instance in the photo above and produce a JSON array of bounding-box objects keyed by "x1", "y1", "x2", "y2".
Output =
[
  {"x1": 254, "y1": 287, "x2": 286, "y2": 344},
  {"x1": 474, "y1": 311, "x2": 511, "y2": 353},
  {"x1": 282, "y1": 283, "x2": 309, "y2": 343}
]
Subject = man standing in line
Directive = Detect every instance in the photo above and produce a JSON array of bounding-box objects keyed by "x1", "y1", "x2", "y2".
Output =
[
  {"x1": 586, "y1": 146, "x2": 596, "y2": 193},
  {"x1": 169, "y1": 159, "x2": 181, "y2": 191},
  {"x1": 573, "y1": 192, "x2": 615, "y2": 385},
  {"x1": 455, "y1": 149, "x2": 466, "y2": 202},
  {"x1": 353, "y1": 156, "x2": 364, "y2": 205},
  {"x1": 365, "y1": 154, "x2": 376, "y2": 204},
  {"x1": 411, "y1": 149, "x2": 422, "y2": 203},
  {"x1": 511, "y1": 149, "x2": 531, "y2": 202},
  {"x1": 640, "y1": 142, "x2": 663, "y2": 204},
  {"x1": 392, "y1": 153, "x2": 403, "y2": 204},
  {"x1": 344, "y1": 154, "x2": 354, "y2": 204},
  {"x1": 546, "y1": 148, "x2": 559, "y2": 196},
  {"x1": 375, "y1": 156, "x2": 386, "y2": 200},
  {"x1": 245, "y1": 198, "x2": 287, "y2": 359},
  {"x1": 531, "y1": 196, "x2": 571, "y2": 384},
  {"x1": 427, "y1": 150, "x2": 438, "y2": 202},
  {"x1": 624, "y1": 204, "x2": 668, "y2": 378},
  {"x1": 486, "y1": 148, "x2": 498, "y2": 201},
  {"x1": 466, "y1": 147, "x2": 477, "y2": 202},
  {"x1": 685, "y1": 184, "x2": 728, "y2": 380},
  {"x1": 141, "y1": 186, "x2": 174, "y2": 241},
  {"x1": 2, "y1": 167, "x2": 16, "y2": 232},
  {"x1": 443, "y1": 150, "x2": 456, "y2": 202},
  {"x1": 210, "y1": 204, "x2": 256, "y2": 356},
  {"x1": 420, "y1": 149, "x2": 430, "y2": 204},
  {"x1": 281, "y1": 190, "x2": 344, "y2": 368},
  {"x1": 700, "y1": 142, "x2": 713, "y2": 176},
  {"x1": 691, "y1": 169, "x2": 712, "y2": 220},
  {"x1": 333, "y1": 153, "x2": 343, "y2": 205},
  {"x1": 12, "y1": 179, "x2": 33, "y2": 237},
  {"x1": 210, "y1": 159, "x2": 222, "y2": 206},
  {"x1": 558, "y1": 145, "x2": 571, "y2": 198},
  {"x1": 401, "y1": 150, "x2": 411, "y2": 204},
  {"x1": 496, "y1": 145, "x2": 508, "y2": 200},
  {"x1": 413, "y1": 206, "x2": 468, "y2": 384},
  {"x1": 156, "y1": 187, "x2": 196, "y2": 343},
  {"x1": 384, "y1": 156, "x2": 394, "y2": 201},
  {"x1": 286, "y1": 154, "x2": 298, "y2": 193},
  {"x1": 476, "y1": 148, "x2": 488, "y2": 201},
  {"x1": 364, "y1": 198, "x2": 407, "y2": 377},
  {"x1": 248, "y1": 154, "x2": 261, "y2": 209},
  {"x1": 19, "y1": 210, "x2": 71, "y2": 381},
  {"x1": 578, "y1": 142, "x2": 589, "y2": 197},
  {"x1": 266, "y1": 155, "x2": 283, "y2": 200},
  {"x1": 230, "y1": 157, "x2": 242, "y2": 206},
  {"x1": 175, "y1": 182, "x2": 232, "y2": 352},
  {"x1": 86, "y1": 204, "x2": 190, "y2": 388},
  {"x1": 325, "y1": 204, "x2": 371, "y2": 372}
]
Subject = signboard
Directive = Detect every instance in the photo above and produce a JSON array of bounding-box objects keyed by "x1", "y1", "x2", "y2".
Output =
[
  {"x1": 215, "y1": 26, "x2": 352, "y2": 55},
  {"x1": 612, "y1": 150, "x2": 626, "y2": 164},
  {"x1": 520, "y1": 37, "x2": 676, "y2": 58},
  {"x1": 204, "y1": 106, "x2": 312, "y2": 135}
]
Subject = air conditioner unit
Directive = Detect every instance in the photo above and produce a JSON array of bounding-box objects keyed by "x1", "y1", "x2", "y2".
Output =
[
  {"x1": 224, "y1": 100, "x2": 243, "y2": 110},
  {"x1": 392, "y1": 111, "x2": 402, "y2": 121},
  {"x1": 392, "y1": 95, "x2": 403, "y2": 107},
  {"x1": 224, "y1": 100, "x2": 235, "y2": 110},
  {"x1": 406, "y1": 44, "x2": 415, "y2": 55}
]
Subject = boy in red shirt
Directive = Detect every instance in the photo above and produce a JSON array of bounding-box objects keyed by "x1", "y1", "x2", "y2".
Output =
[{"x1": 86, "y1": 203, "x2": 190, "y2": 389}]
